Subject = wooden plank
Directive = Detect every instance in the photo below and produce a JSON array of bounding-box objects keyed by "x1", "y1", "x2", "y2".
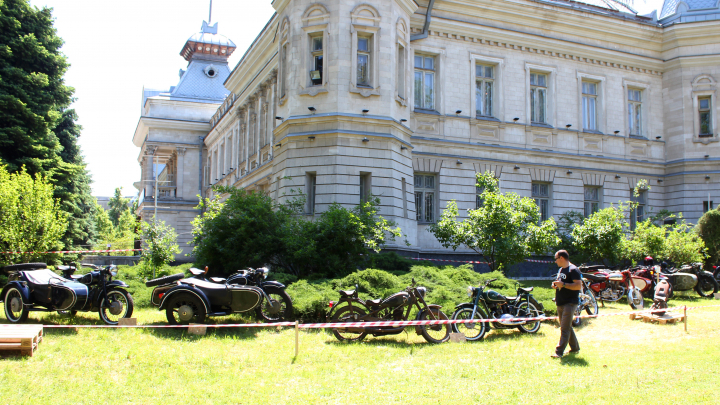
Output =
[{"x1": 0, "y1": 325, "x2": 43, "y2": 357}]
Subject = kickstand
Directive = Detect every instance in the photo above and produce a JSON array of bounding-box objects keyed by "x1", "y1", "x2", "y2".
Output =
[{"x1": 601, "y1": 299, "x2": 605, "y2": 308}]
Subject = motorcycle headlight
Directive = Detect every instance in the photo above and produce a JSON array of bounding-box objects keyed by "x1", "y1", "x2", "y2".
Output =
[
  {"x1": 261, "y1": 267, "x2": 269, "y2": 279},
  {"x1": 416, "y1": 286, "x2": 427, "y2": 298},
  {"x1": 467, "y1": 286, "x2": 474, "y2": 297}
]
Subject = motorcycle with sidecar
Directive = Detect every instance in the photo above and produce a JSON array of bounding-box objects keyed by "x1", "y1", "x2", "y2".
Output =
[
  {"x1": 146, "y1": 266, "x2": 293, "y2": 324},
  {"x1": 1, "y1": 262, "x2": 134, "y2": 325}
]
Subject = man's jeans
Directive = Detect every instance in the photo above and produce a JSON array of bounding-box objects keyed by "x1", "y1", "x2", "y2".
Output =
[{"x1": 556, "y1": 303, "x2": 580, "y2": 355}]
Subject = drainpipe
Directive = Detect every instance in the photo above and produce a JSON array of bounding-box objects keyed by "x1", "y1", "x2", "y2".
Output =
[{"x1": 410, "y1": 0, "x2": 435, "y2": 42}]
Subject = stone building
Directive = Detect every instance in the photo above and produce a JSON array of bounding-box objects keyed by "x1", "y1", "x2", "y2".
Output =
[{"x1": 134, "y1": 0, "x2": 720, "y2": 263}]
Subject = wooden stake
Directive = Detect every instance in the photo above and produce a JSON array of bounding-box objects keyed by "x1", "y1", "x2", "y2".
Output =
[
  {"x1": 294, "y1": 320, "x2": 299, "y2": 357},
  {"x1": 684, "y1": 306, "x2": 687, "y2": 333}
]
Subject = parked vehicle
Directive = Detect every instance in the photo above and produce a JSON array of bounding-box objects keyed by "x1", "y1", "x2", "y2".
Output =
[
  {"x1": 713, "y1": 263, "x2": 720, "y2": 285},
  {"x1": 146, "y1": 266, "x2": 293, "y2": 324},
  {"x1": 582, "y1": 268, "x2": 650, "y2": 309},
  {"x1": 632, "y1": 266, "x2": 672, "y2": 299},
  {"x1": 450, "y1": 278, "x2": 544, "y2": 341},
  {"x1": 327, "y1": 279, "x2": 450, "y2": 344},
  {"x1": 660, "y1": 263, "x2": 718, "y2": 298},
  {"x1": 1, "y1": 262, "x2": 134, "y2": 325},
  {"x1": 572, "y1": 278, "x2": 599, "y2": 327}
]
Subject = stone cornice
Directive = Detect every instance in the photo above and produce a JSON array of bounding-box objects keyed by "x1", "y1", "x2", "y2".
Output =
[{"x1": 133, "y1": 116, "x2": 210, "y2": 147}]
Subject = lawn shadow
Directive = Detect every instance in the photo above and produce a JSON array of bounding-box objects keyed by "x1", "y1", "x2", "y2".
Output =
[
  {"x1": 139, "y1": 314, "x2": 282, "y2": 341},
  {"x1": 560, "y1": 355, "x2": 589, "y2": 366}
]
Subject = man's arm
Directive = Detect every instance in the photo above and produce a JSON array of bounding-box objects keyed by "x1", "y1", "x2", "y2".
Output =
[{"x1": 561, "y1": 279, "x2": 582, "y2": 290}]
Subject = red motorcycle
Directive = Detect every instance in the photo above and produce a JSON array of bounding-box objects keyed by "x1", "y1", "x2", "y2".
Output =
[{"x1": 582, "y1": 268, "x2": 651, "y2": 309}]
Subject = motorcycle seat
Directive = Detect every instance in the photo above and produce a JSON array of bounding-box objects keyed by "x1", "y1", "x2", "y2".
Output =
[
  {"x1": 504, "y1": 296, "x2": 517, "y2": 301},
  {"x1": 210, "y1": 277, "x2": 226, "y2": 283},
  {"x1": 518, "y1": 287, "x2": 533, "y2": 293},
  {"x1": 339, "y1": 290, "x2": 356, "y2": 297},
  {"x1": 58, "y1": 265, "x2": 75, "y2": 271},
  {"x1": 583, "y1": 273, "x2": 606, "y2": 282},
  {"x1": 365, "y1": 299, "x2": 381, "y2": 307}
]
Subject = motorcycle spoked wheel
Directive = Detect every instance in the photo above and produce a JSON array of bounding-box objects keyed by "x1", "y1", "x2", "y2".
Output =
[
  {"x1": 3, "y1": 287, "x2": 29, "y2": 323},
  {"x1": 255, "y1": 287, "x2": 294, "y2": 322},
  {"x1": 451, "y1": 307, "x2": 488, "y2": 341},
  {"x1": 627, "y1": 287, "x2": 644, "y2": 310},
  {"x1": 694, "y1": 274, "x2": 719, "y2": 298},
  {"x1": 330, "y1": 305, "x2": 368, "y2": 342},
  {"x1": 572, "y1": 290, "x2": 599, "y2": 327},
  {"x1": 99, "y1": 289, "x2": 135, "y2": 325},
  {"x1": 516, "y1": 302, "x2": 542, "y2": 333},
  {"x1": 166, "y1": 293, "x2": 206, "y2": 325},
  {"x1": 418, "y1": 308, "x2": 451, "y2": 344}
]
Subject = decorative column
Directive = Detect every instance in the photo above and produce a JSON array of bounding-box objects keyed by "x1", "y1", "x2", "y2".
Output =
[
  {"x1": 176, "y1": 147, "x2": 186, "y2": 199},
  {"x1": 144, "y1": 146, "x2": 156, "y2": 198}
]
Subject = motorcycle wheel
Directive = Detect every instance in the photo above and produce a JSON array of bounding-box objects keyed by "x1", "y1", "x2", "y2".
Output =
[
  {"x1": 255, "y1": 287, "x2": 294, "y2": 322},
  {"x1": 99, "y1": 289, "x2": 135, "y2": 325},
  {"x1": 419, "y1": 308, "x2": 450, "y2": 344},
  {"x1": 451, "y1": 307, "x2": 488, "y2": 341},
  {"x1": 3, "y1": 287, "x2": 29, "y2": 323},
  {"x1": 573, "y1": 290, "x2": 600, "y2": 327},
  {"x1": 628, "y1": 288, "x2": 644, "y2": 310},
  {"x1": 516, "y1": 302, "x2": 542, "y2": 333},
  {"x1": 695, "y1": 274, "x2": 719, "y2": 298},
  {"x1": 330, "y1": 306, "x2": 367, "y2": 342},
  {"x1": 166, "y1": 293, "x2": 206, "y2": 325},
  {"x1": 572, "y1": 305, "x2": 583, "y2": 327}
]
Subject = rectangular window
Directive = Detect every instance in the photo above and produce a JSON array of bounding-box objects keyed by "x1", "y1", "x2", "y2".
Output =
[
  {"x1": 699, "y1": 96, "x2": 712, "y2": 136},
  {"x1": 584, "y1": 187, "x2": 600, "y2": 217},
  {"x1": 359, "y1": 172, "x2": 371, "y2": 203},
  {"x1": 310, "y1": 36, "x2": 323, "y2": 86},
  {"x1": 628, "y1": 89, "x2": 642, "y2": 136},
  {"x1": 306, "y1": 172, "x2": 316, "y2": 214},
  {"x1": 414, "y1": 174, "x2": 436, "y2": 223},
  {"x1": 397, "y1": 45, "x2": 405, "y2": 99},
  {"x1": 402, "y1": 177, "x2": 408, "y2": 219},
  {"x1": 475, "y1": 65, "x2": 494, "y2": 117},
  {"x1": 582, "y1": 81, "x2": 597, "y2": 130},
  {"x1": 476, "y1": 186, "x2": 485, "y2": 209},
  {"x1": 703, "y1": 201, "x2": 714, "y2": 213},
  {"x1": 532, "y1": 182, "x2": 550, "y2": 221},
  {"x1": 530, "y1": 73, "x2": 547, "y2": 124},
  {"x1": 414, "y1": 55, "x2": 435, "y2": 110},
  {"x1": 357, "y1": 36, "x2": 370, "y2": 87},
  {"x1": 630, "y1": 190, "x2": 646, "y2": 229}
]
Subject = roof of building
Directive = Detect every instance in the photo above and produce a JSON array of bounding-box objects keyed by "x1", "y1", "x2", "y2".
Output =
[
  {"x1": 180, "y1": 21, "x2": 236, "y2": 62},
  {"x1": 535, "y1": 0, "x2": 639, "y2": 15},
  {"x1": 170, "y1": 59, "x2": 230, "y2": 101},
  {"x1": 660, "y1": 0, "x2": 720, "y2": 23}
]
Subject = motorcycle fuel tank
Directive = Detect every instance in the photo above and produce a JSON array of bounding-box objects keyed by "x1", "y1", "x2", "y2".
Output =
[
  {"x1": 381, "y1": 291, "x2": 409, "y2": 308},
  {"x1": 484, "y1": 289, "x2": 505, "y2": 302}
]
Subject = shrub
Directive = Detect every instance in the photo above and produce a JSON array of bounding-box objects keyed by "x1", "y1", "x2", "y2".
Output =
[{"x1": 696, "y1": 208, "x2": 720, "y2": 267}]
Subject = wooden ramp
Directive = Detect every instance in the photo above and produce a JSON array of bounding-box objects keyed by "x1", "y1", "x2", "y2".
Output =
[
  {"x1": 0, "y1": 325, "x2": 43, "y2": 357},
  {"x1": 629, "y1": 312, "x2": 684, "y2": 324}
]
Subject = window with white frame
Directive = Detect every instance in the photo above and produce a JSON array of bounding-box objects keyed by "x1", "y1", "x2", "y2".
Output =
[
  {"x1": 414, "y1": 174, "x2": 436, "y2": 223},
  {"x1": 699, "y1": 96, "x2": 713, "y2": 136},
  {"x1": 357, "y1": 36, "x2": 371, "y2": 87},
  {"x1": 310, "y1": 36, "x2": 323, "y2": 86},
  {"x1": 530, "y1": 73, "x2": 547, "y2": 124},
  {"x1": 582, "y1": 81, "x2": 598, "y2": 131},
  {"x1": 628, "y1": 89, "x2": 642, "y2": 136},
  {"x1": 584, "y1": 186, "x2": 600, "y2": 217},
  {"x1": 532, "y1": 182, "x2": 550, "y2": 221},
  {"x1": 414, "y1": 55, "x2": 435, "y2": 110},
  {"x1": 630, "y1": 190, "x2": 646, "y2": 230},
  {"x1": 475, "y1": 65, "x2": 494, "y2": 117},
  {"x1": 281, "y1": 43, "x2": 289, "y2": 98}
]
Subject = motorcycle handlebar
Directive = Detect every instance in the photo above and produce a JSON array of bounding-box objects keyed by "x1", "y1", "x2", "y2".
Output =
[{"x1": 483, "y1": 278, "x2": 498, "y2": 286}]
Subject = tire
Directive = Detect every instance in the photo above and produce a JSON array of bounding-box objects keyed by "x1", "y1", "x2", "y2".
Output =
[
  {"x1": 419, "y1": 308, "x2": 450, "y2": 344},
  {"x1": 145, "y1": 273, "x2": 185, "y2": 287},
  {"x1": 2, "y1": 263, "x2": 47, "y2": 273},
  {"x1": 572, "y1": 305, "x2": 583, "y2": 327},
  {"x1": 695, "y1": 274, "x2": 719, "y2": 298},
  {"x1": 3, "y1": 287, "x2": 29, "y2": 323},
  {"x1": 331, "y1": 305, "x2": 368, "y2": 342},
  {"x1": 585, "y1": 290, "x2": 599, "y2": 317},
  {"x1": 451, "y1": 307, "x2": 488, "y2": 341},
  {"x1": 255, "y1": 287, "x2": 294, "y2": 322},
  {"x1": 166, "y1": 293, "x2": 206, "y2": 325},
  {"x1": 99, "y1": 289, "x2": 134, "y2": 325},
  {"x1": 628, "y1": 287, "x2": 644, "y2": 310},
  {"x1": 516, "y1": 302, "x2": 542, "y2": 333}
]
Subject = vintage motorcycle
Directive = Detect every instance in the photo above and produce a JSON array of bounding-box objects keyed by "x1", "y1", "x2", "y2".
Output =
[
  {"x1": 327, "y1": 279, "x2": 450, "y2": 344},
  {"x1": 146, "y1": 266, "x2": 293, "y2": 324},
  {"x1": 451, "y1": 278, "x2": 544, "y2": 341},
  {"x1": 582, "y1": 268, "x2": 650, "y2": 309},
  {"x1": 572, "y1": 278, "x2": 599, "y2": 327},
  {"x1": 2, "y1": 262, "x2": 134, "y2": 325},
  {"x1": 661, "y1": 263, "x2": 718, "y2": 298}
]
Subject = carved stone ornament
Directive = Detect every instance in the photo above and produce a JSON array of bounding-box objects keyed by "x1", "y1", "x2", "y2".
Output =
[
  {"x1": 299, "y1": 86, "x2": 328, "y2": 97},
  {"x1": 349, "y1": 83, "x2": 381, "y2": 97}
]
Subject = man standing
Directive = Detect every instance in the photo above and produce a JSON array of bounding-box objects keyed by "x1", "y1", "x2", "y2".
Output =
[{"x1": 551, "y1": 250, "x2": 582, "y2": 358}]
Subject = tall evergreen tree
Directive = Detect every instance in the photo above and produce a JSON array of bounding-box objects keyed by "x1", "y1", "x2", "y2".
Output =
[{"x1": 0, "y1": 0, "x2": 95, "y2": 251}]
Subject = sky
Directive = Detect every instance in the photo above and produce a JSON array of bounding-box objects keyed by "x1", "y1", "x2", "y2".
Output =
[{"x1": 28, "y1": 0, "x2": 663, "y2": 198}]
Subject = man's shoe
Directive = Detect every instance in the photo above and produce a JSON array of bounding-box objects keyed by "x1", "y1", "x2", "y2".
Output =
[{"x1": 550, "y1": 353, "x2": 563, "y2": 359}]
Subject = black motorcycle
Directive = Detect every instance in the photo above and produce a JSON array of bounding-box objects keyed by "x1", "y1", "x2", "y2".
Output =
[
  {"x1": 451, "y1": 278, "x2": 544, "y2": 341},
  {"x1": 2, "y1": 262, "x2": 134, "y2": 325},
  {"x1": 146, "y1": 266, "x2": 293, "y2": 325},
  {"x1": 661, "y1": 262, "x2": 718, "y2": 298},
  {"x1": 327, "y1": 279, "x2": 450, "y2": 344}
]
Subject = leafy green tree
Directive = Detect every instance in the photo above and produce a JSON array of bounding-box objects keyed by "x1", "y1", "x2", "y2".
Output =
[
  {"x1": 140, "y1": 218, "x2": 180, "y2": 278},
  {"x1": 696, "y1": 208, "x2": 720, "y2": 267},
  {"x1": 0, "y1": 165, "x2": 67, "y2": 264},
  {"x1": 92, "y1": 201, "x2": 114, "y2": 245},
  {"x1": 0, "y1": 1, "x2": 95, "y2": 251},
  {"x1": 107, "y1": 187, "x2": 130, "y2": 227},
  {"x1": 664, "y1": 220, "x2": 706, "y2": 265},
  {"x1": 623, "y1": 219, "x2": 668, "y2": 264},
  {"x1": 572, "y1": 203, "x2": 631, "y2": 266},
  {"x1": 429, "y1": 172, "x2": 559, "y2": 274}
]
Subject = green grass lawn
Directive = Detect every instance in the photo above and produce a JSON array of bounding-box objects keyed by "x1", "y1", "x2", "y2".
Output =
[{"x1": 1, "y1": 290, "x2": 719, "y2": 404}]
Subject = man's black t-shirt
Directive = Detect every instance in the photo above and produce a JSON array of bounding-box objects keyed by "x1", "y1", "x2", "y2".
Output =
[{"x1": 555, "y1": 264, "x2": 582, "y2": 306}]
